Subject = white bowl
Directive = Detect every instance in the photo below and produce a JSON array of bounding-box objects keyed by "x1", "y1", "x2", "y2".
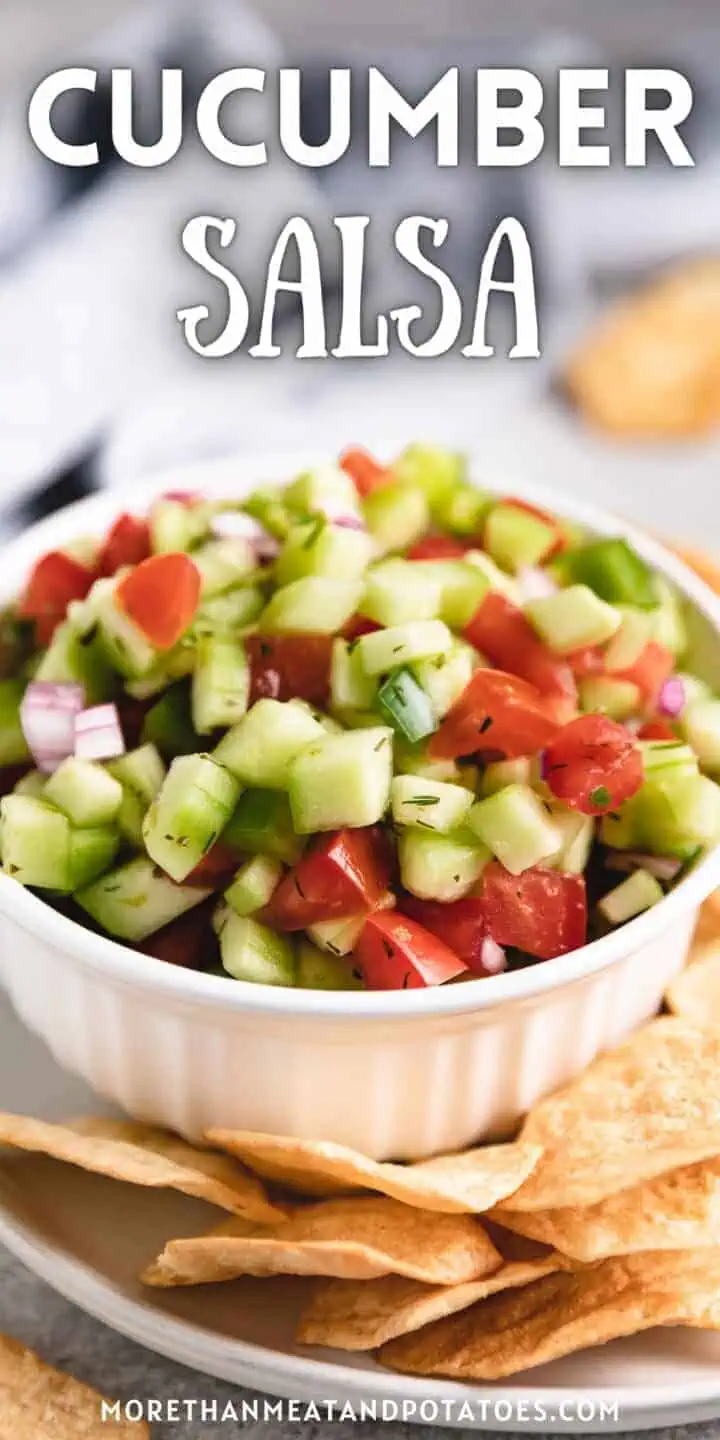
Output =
[{"x1": 1, "y1": 453, "x2": 719, "y2": 1160}]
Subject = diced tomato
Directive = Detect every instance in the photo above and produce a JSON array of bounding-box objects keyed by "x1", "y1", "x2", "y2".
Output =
[
  {"x1": 543, "y1": 713, "x2": 643, "y2": 815},
  {"x1": 503, "y1": 498, "x2": 568, "y2": 558},
  {"x1": 269, "y1": 829, "x2": 392, "y2": 931},
  {"x1": 354, "y1": 910, "x2": 468, "y2": 990},
  {"x1": 183, "y1": 840, "x2": 242, "y2": 889},
  {"x1": 429, "y1": 668, "x2": 561, "y2": 761},
  {"x1": 18, "y1": 550, "x2": 95, "y2": 646},
  {"x1": 399, "y1": 895, "x2": 497, "y2": 975},
  {"x1": 246, "y1": 633, "x2": 333, "y2": 706},
  {"x1": 616, "y1": 641, "x2": 674, "y2": 706},
  {"x1": 340, "y1": 615, "x2": 382, "y2": 642},
  {"x1": 96, "y1": 514, "x2": 151, "y2": 577},
  {"x1": 140, "y1": 900, "x2": 217, "y2": 969},
  {"x1": 569, "y1": 645, "x2": 606, "y2": 680},
  {"x1": 116, "y1": 553, "x2": 201, "y2": 650},
  {"x1": 479, "y1": 862, "x2": 587, "y2": 960},
  {"x1": 464, "y1": 593, "x2": 577, "y2": 711},
  {"x1": 637, "y1": 719, "x2": 677, "y2": 741},
  {"x1": 339, "y1": 447, "x2": 392, "y2": 497},
  {"x1": 407, "y1": 535, "x2": 471, "y2": 561}
]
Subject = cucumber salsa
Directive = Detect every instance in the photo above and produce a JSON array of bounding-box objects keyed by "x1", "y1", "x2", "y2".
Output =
[{"x1": 0, "y1": 445, "x2": 717, "y2": 990}]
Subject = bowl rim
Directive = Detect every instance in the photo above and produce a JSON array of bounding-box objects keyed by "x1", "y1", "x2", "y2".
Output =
[{"x1": 1, "y1": 448, "x2": 719, "y2": 1022}]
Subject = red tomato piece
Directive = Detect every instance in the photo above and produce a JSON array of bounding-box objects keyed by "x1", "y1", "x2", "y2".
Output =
[
  {"x1": 96, "y1": 514, "x2": 151, "y2": 577},
  {"x1": 479, "y1": 862, "x2": 587, "y2": 960},
  {"x1": 399, "y1": 895, "x2": 499, "y2": 975},
  {"x1": 464, "y1": 593, "x2": 577, "y2": 709},
  {"x1": 569, "y1": 645, "x2": 606, "y2": 680},
  {"x1": 140, "y1": 900, "x2": 217, "y2": 969},
  {"x1": 543, "y1": 713, "x2": 643, "y2": 815},
  {"x1": 341, "y1": 615, "x2": 382, "y2": 642},
  {"x1": 18, "y1": 551, "x2": 94, "y2": 646},
  {"x1": 407, "y1": 535, "x2": 471, "y2": 561},
  {"x1": 339, "y1": 447, "x2": 392, "y2": 497},
  {"x1": 269, "y1": 829, "x2": 391, "y2": 931},
  {"x1": 637, "y1": 719, "x2": 677, "y2": 741},
  {"x1": 182, "y1": 840, "x2": 242, "y2": 889},
  {"x1": 429, "y1": 668, "x2": 562, "y2": 761},
  {"x1": 116, "y1": 553, "x2": 201, "y2": 651},
  {"x1": 354, "y1": 910, "x2": 468, "y2": 990},
  {"x1": 616, "y1": 641, "x2": 674, "y2": 706},
  {"x1": 246, "y1": 633, "x2": 333, "y2": 706}
]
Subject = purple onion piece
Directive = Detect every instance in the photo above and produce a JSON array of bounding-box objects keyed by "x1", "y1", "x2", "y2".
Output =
[
  {"x1": 479, "y1": 935, "x2": 507, "y2": 975},
  {"x1": 20, "y1": 681, "x2": 85, "y2": 773},
  {"x1": 657, "y1": 676, "x2": 686, "y2": 719},
  {"x1": 74, "y1": 703, "x2": 126, "y2": 761},
  {"x1": 517, "y1": 566, "x2": 557, "y2": 603},
  {"x1": 604, "y1": 851, "x2": 683, "y2": 882}
]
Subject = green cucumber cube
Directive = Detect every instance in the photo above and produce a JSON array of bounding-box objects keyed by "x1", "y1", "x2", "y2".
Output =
[
  {"x1": 398, "y1": 827, "x2": 489, "y2": 901},
  {"x1": 297, "y1": 939, "x2": 363, "y2": 990},
  {"x1": 376, "y1": 669, "x2": 436, "y2": 743},
  {"x1": 192, "y1": 637, "x2": 250, "y2": 735},
  {"x1": 598, "y1": 869, "x2": 664, "y2": 926},
  {"x1": 217, "y1": 911, "x2": 296, "y2": 986},
  {"x1": 150, "y1": 499, "x2": 206, "y2": 554},
  {"x1": 633, "y1": 772, "x2": 720, "y2": 858},
  {"x1": 288, "y1": 727, "x2": 393, "y2": 833},
  {"x1": 68, "y1": 825, "x2": 120, "y2": 891},
  {"x1": 0, "y1": 679, "x2": 30, "y2": 765},
  {"x1": 675, "y1": 672, "x2": 711, "y2": 707},
  {"x1": 391, "y1": 775, "x2": 473, "y2": 833},
  {"x1": 393, "y1": 443, "x2": 464, "y2": 506},
  {"x1": 307, "y1": 911, "x2": 368, "y2": 956},
  {"x1": 214, "y1": 699, "x2": 323, "y2": 789},
  {"x1": 467, "y1": 783, "x2": 561, "y2": 875},
  {"x1": 604, "y1": 608, "x2": 655, "y2": 673},
  {"x1": 223, "y1": 789, "x2": 304, "y2": 865},
  {"x1": 463, "y1": 550, "x2": 519, "y2": 604},
  {"x1": 45, "y1": 758, "x2": 123, "y2": 828},
  {"x1": 433, "y1": 562, "x2": 489, "y2": 629},
  {"x1": 192, "y1": 538, "x2": 257, "y2": 597},
  {"x1": 285, "y1": 463, "x2": 360, "y2": 519},
  {"x1": 35, "y1": 622, "x2": 114, "y2": 704},
  {"x1": 361, "y1": 559, "x2": 444, "y2": 626},
  {"x1": 243, "y1": 486, "x2": 295, "y2": 539},
  {"x1": 561, "y1": 538, "x2": 657, "y2": 609},
  {"x1": 143, "y1": 754, "x2": 241, "y2": 881},
  {"x1": 191, "y1": 587, "x2": 264, "y2": 637},
  {"x1": 579, "y1": 677, "x2": 642, "y2": 722},
  {"x1": 546, "y1": 806, "x2": 594, "y2": 875},
  {"x1": 260, "y1": 577, "x2": 363, "y2": 635},
  {"x1": 225, "y1": 853, "x2": 283, "y2": 916},
  {"x1": 485, "y1": 503, "x2": 556, "y2": 572},
  {"x1": 681, "y1": 699, "x2": 720, "y2": 775},
  {"x1": 141, "y1": 684, "x2": 200, "y2": 760},
  {"x1": 526, "y1": 586, "x2": 621, "y2": 655},
  {"x1": 330, "y1": 640, "x2": 378, "y2": 712},
  {"x1": 652, "y1": 577, "x2": 687, "y2": 657},
  {"x1": 435, "y1": 483, "x2": 493, "y2": 535},
  {"x1": 362, "y1": 483, "x2": 429, "y2": 554},
  {"x1": 107, "y1": 743, "x2": 166, "y2": 846},
  {"x1": 412, "y1": 642, "x2": 476, "y2": 719},
  {"x1": 393, "y1": 740, "x2": 479, "y2": 791},
  {"x1": 1, "y1": 795, "x2": 72, "y2": 890},
  {"x1": 356, "y1": 621, "x2": 453, "y2": 676},
  {"x1": 481, "y1": 757, "x2": 532, "y2": 797},
  {"x1": 12, "y1": 771, "x2": 46, "y2": 798},
  {"x1": 95, "y1": 582, "x2": 158, "y2": 680},
  {"x1": 125, "y1": 643, "x2": 195, "y2": 702},
  {"x1": 640, "y1": 739, "x2": 698, "y2": 782},
  {"x1": 76, "y1": 855, "x2": 211, "y2": 940},
  {"x1": 276, "y1": 519, "x2": 375, "y2": 585}
]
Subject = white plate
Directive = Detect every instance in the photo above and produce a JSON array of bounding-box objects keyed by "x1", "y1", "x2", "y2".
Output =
[{"x1": 1, "y1": 996, "x2": 720, "y2": 1432}]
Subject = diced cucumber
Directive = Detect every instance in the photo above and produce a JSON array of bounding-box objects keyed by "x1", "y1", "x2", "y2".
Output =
[
  {"x1": 223, "y1": 789, "x2": 304, "y2": 865},
  {"x1": 600, "y1": 800, "x2": 640, "y2": 852},
  {"x1": 640, "y1": 739, "x2": 698, "y2": 781},
  {"x1": 330, "y1": 639, "x2": 378, "y2": 712},
  {"x1": 35, "y1": 622, "x2": 114, "y2": 704},
  {"x1": 604, "y1": 608, "x2": 655, "y2": 673},
  {"x1": 125, "y1": 644, "x2": 195, "y2": 701},
  {"x1": 393, "y1": 443, "x2": 464, "y2": 507},
  {"x1": 361, "y1": 559, "x2": 444, "y2": 626},
  {"x1": 0, "y1": 679, "x2": 30, "y2": 765},
  {"x1": 12, "y1": 770, "x2": 46, "y2": 798},
  {"x1": 95, "y1": 582, "x2": 158, "y2": 680},
  {"x1": 297, "y1": 938, "x2": 363, "y2": 990},
  {"x1": 467, "y1": 784, "x2": 561, "y2": 875},
  {"x1": 260, "y1": 577, "x2": 363, "y2": 635},
  {"x1": 481, "y1": 757, "x2": 532, "y2": 797},
  {"x1": 560, "y1": 538, "x2": 657, "y2": 609},
  {"x1": 214, "y1": 699, "x2": 323, "y2": 789},
  {"x1": 150, "y1": 499, "x2": 206, "y2": 554},
  {"x1": 192, "y1": 637, "x2": 250, "y2": 735},
  {"x1": 307, "y1": 911, "x2": 368, "y2": 956},
  {"x1": 191, "y1": 587, "x2": 264, "y2": 637},
  {"x1": 142, "y1": 684, "x2": 201, "y2": 760},
  {"x1": 143, "y1": 754, "x2": 240, "y2": 881},
  {"x1": 579, "y1": 677, "x2": 641, "y2": 722},
  {"x1": 675, "y1": 672, "x2": 712, "y2": 707},
  {"x1": 225, "y1": 853, "x2": 283, "y2": 916},
  {"x1": 1, "y1": 795, "x2": 117, "y2": 892},
  {"x1": 485, "y1": 503, "x2": 556, "y2": 572},
  {"x1": 362, "y1": 483, "x2": 429, "y2": 554},
  {"x1": 546, "y1": 806, "x2": 594, "y2": 875},
  {"x1": 412, "y1": 642, "x2": 476, "y2": 719},
  {"x1": 68, "y1": 825, "x2": 120, "y2": 891},
  {"x1": 526, "y1": 585, "x2": 621, "y2": 654},
  {"x1": 612, "y1": 771, "x2": 720, "y2": 859},
  {"x1": 76, "y1": 855, "x2": 210, "y2": 940},
  {"x1": 217, "y1": 911, "x2": 296, "y2": 986},
  {"x1": 431, "y1": 562, "x2": 489, "y2": 629},
  {"x1": 289, "y1": 698, "x2": 343, "y2": 735},
  {"x1": 376, "y1": 669, "x2": 436, "y2": 743},
  {"x1": 398, "y1": 827, "x2": 489, "y2": 902},
  {"x1": 288, "y1": 727, "x2": 393, "y2": 833},
  {"x1": 45, "y1": 758, "x2": 123, "y2": 828},
  {"x1": 243, "y1": 486, "x2": 296, "y2": 539},
  {"x1": 463, "y1": 550, "x2": 520, "y2": 603},
  {"x1": 285, "y1": 463, "x2": 360, "y2": 520},
  {"x1": 681, "y1": 699, "x2": 720, "y2": 775},
  {"x1": 356, "y1": 621, "x2": 453, "y2": 676},
  {"x1": 652, "y1": 577, "x2": 687, "y2": 658},
  {"x1": 391, "y1": 775, "x2": 473, "y2": 833},
  {"x1": 107, "y1": 744, "x2": 166, "y2": 846},
  {"x1": 191, "y1": 538, "x2": 258, "y2": 598},
  {"x1": 393, "y1": 740, "x2": 479, "y2": 791},
  {"x1": 598, "y1": 869, "x2": 664, "y2": 926},
  {"x1": 435, "y1": 483, "x2": 493, "y2": 536},
  {"x1": 276, "y1": 519, "x2": 375, "y2": 586}
]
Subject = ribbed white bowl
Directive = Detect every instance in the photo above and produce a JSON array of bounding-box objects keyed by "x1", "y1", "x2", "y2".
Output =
[{"x1": 0, "y1": 453, "x2": 719, "y2": 1158}]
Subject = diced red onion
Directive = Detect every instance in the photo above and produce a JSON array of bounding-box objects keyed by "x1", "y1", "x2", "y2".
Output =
[
  {"x1": 210, "y1": 511, "x2": 280, "y2": 561},
  {"x1": 657, "y1": 676, "x2": 686, "y2": 719},
  {"x1": 317, "y1": 496, "x2": 368, "y2": 530},
  {"x1": 604, "y1": 851, "x2": 683, "y2": 882},
  {"x1": 160, "y1": 490, "x2": 203, "y2": 505},
  {"x1": 332, "y1": 515, "x2": 368, "y2": 532},
  {"x1": 74, "y1": 703, "x2": 125, "y2": 761},
  {"x1": 517, "y1": 566, "x2": 557, "y2": 602},
  {"x1": 479, "y1": 935, "x2": 507, "y2": 975},
  {"x1": 20, "y1": 682, "x2": 85, "y2": 773}
]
